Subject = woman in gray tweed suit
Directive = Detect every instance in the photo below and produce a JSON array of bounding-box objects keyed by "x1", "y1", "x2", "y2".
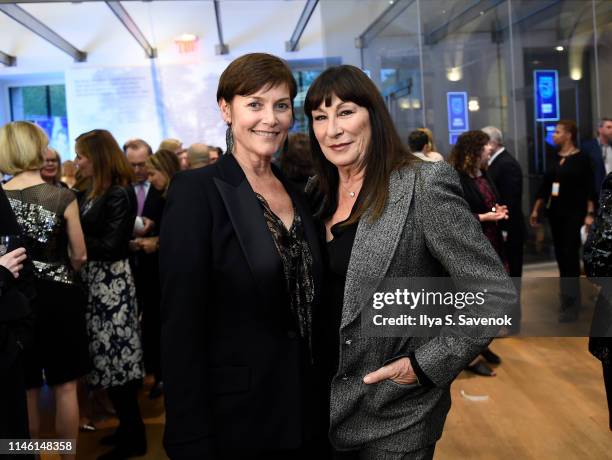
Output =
[{"x1": 304, "y1": 66, "x2": 515, "y2": 459}]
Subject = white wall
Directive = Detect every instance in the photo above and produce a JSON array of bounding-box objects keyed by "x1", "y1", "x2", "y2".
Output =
[{"x1": 0, "y1": 1, "x2": 327, "y2": 155}]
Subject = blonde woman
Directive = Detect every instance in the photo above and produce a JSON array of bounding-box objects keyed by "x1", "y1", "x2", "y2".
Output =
[{"x1": 0, "y1": 121, "x2": 89, "y2": 460}]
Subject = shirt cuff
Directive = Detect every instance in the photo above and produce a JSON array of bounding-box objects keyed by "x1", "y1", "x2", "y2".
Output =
[{"x1": 409, "y1": 351, "x2": 434, "y2": 387}]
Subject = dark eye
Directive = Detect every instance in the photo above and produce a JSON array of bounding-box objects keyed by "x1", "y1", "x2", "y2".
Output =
[
  {"x1": 248, "y1": 102, "x2": 261, "y2": 108},
  {"x1": 339, "y1": 110, "x2": 354, "y2": 116},
  {"x1": 276, "y1": 102, "x2": 290, "y2": 110},
  {"x1": 313, "y1": 115, "x2": 327, "y2": 121}
]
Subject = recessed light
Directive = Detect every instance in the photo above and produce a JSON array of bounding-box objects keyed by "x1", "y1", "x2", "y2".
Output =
[{"x1": 555, "y1": 46, "x2": 564, "y2": 52}]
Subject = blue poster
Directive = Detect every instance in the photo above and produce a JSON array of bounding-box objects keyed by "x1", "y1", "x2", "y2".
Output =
[
  {"x1": 447, "y1": 92, "x2": 468, "y2": 133},
  {"x1": 534, "y1": 70, "x2": 560, "y2": 122}
]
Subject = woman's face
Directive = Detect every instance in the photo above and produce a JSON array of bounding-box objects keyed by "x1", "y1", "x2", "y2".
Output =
[
  {"x1": 219, "y1": 84, "x2": 292, "y2": 159},
  {"x1": 552, "y1": 124, "x2": 570, "y2": 146},
  {"x1": 311, "y1": 94, "x2": 371, "y2": 170},
  {"x1": 41, "y1": 149, "x2": 59, "y2": 181},
  {"x1": 148, "y1": 168, "x2": 167, "y2": 191},
  {"x1": 75, "y1": 150, "x2": 93, "y2": 178},
  {"x1": 476, "y1": 142, "x2": 493, "y2": 170}
]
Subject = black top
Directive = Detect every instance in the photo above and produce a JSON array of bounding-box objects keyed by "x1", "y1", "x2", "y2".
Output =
[
  {"x1": 320, "y1": 212, "x2": 432, "y2": 387},
  {"x1": 536, "y1": 150, "x2": 595, "y2": 219},
  {"x1": 79, "y1": 185, "x2": 137, "y2": 261},
  {"x1": 255, "y1": 193, "x2": 314, "y2": 353},
  {"x1": 5, "y1": 183, "x2": 76, "y2": 284}
]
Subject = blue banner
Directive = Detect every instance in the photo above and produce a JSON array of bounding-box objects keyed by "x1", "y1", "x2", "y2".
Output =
[
  {"x1": 447, "y1": 92, "x2": 469, "y2": 134},
  {"x1": 534, "y1": 70, "x2": 560, "y2": 122}
]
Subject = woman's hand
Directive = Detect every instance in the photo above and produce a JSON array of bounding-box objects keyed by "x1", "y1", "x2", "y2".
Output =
[
  {"x1": 363, "y1": 357, "x2": 418, "y2": 385},
  {"x1": 479, "y1": 209, "x2": 508, "y2": 222},
  {"x1": 529, "y1": 209, "x2": 540, "y2": 227},
  {"x1": 0, "y1": 247, "x2": 27, "y2": 279},
  {"x1": 133, "y1": 237, "x2": 159, "y2": 254}
]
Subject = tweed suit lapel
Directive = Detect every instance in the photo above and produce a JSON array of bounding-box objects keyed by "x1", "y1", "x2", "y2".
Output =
[{"x1": 341, "y1": 167, "x2": 415, "y2": 329}]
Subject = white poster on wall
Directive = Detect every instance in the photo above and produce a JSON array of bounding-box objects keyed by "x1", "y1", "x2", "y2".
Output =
[
  {"x1": 65, "y1": 65, "x2": 160, "y2": 156},
  {"x1": 65, "y1": 61, "x2": 229, "y2": 159}
]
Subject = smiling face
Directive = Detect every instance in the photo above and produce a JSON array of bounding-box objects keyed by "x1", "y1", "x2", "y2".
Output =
[
  {"x1": 219, "y1": 84, "x2": 292, "y2": 159},
  {"x1": 310, "y1": 94, "x2": 371, "y2": 170},
  {"x1": 41, "y1": 148, "x2": 59, "y2": 182}
]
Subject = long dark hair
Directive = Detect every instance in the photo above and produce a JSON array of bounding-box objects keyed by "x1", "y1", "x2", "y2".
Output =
[{"x1": 304, "y1": 65, "x2": 414, "y2": 224}]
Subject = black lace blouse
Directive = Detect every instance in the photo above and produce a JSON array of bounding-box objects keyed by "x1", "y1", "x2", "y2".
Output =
[{"x1": 255, "y1": 193, "x2": 314, "y2": 353}]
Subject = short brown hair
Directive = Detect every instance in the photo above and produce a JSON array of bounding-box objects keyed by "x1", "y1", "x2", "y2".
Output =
[
  {"x1": 123, "y1": 138, "x2": 152, "y2": 156},
  {"x1": 448, "y1": 130, "x2": 490, "y2": 175},
  {"x1": 75, "y1": 129, "x2": 135, "y2": 199},
  {"x1": 0, "y1": 121, "x2": 47, "y2": 175},
  {"x1": 557, "y1": 119, "x2": 578, "y2": 145},
  {"x1": 280, "y1": 133, "x2": 313, "y2": 182},
  {"x1": 217, "y1": 53, "x2": 297, "y2": 105},
  {"x1": 158, "y1": 138, "x2": 182, "y2": 153},
  {"x1": 147, "y1": 149, "x2": 181, "y2": 194}
]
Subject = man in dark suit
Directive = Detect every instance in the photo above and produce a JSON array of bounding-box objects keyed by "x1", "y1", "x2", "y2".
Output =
[
  {"x1": 581, "y1": 117, "x2": 612, "y2": 200},
  {"x1": 125, "y1": 138, "x2": 165, "y2": 398},
  {"x1": 483, "y1": 126, "x2": 525, "y2": 334}
]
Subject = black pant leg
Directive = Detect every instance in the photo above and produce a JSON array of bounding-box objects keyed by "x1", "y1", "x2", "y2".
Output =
[
  {"x1": 549, "y1": 215, "x2": 582, "y2": 305},
  {"x1": 107, "y1": 380, "x2": 146, "y2": 442}
]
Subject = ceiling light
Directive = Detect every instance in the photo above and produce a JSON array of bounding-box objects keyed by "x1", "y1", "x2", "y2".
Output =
[
  {"x1": 555, "y1": 46, "x2": 564, "y2": 52},
  {"x1": 447, "y1": 67, "x2": 462, "y2": 82}
]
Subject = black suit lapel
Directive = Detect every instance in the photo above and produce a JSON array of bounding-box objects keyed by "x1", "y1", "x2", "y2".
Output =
[{"x1": 214, "y1": 155, "x2": 286, "y2": 311}]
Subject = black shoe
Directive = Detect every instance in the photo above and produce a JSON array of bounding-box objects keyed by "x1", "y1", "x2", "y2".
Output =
[
  {"x1": 99, "y1": 431, "x2": 121, "y2": 446},
  {"x1": 466, "y1": 361, "x2": 495, "y2": 377},
  {"x1": 148, "y1": 381, "x2": 164, "y2": 399},
  {"x1": 481, "y1": 348, "x2": 501, "y2": 365}
]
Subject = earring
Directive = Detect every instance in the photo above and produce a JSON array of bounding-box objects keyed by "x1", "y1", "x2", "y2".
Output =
[{"x1": 225, "y1": 125, "x2": 234, "y2": 155}]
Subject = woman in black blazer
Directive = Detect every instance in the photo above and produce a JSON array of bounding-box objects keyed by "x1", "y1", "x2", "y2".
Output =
[
  {"x1": 160, "y1": 53, "x2": 324, "y2": 460},
  {"x1": 450, "y1": 130, "x2": 509, "y2": 376}
]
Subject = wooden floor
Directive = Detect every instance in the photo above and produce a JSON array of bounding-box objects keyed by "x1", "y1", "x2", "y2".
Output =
[{"x1": 38, "y1": 263, "x2": 610, "y2": 459}]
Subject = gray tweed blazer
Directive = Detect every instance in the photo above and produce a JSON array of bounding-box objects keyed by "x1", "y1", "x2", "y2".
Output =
[{"x1": 311, "y1": 160, "x2": 515, "y2": 453}]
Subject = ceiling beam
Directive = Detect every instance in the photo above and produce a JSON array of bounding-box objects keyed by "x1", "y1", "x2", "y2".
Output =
[
  {"x1": 0, "y1": 4, "x2": 86, "y2": 61},
  {"x1": 355, "y1": 0, "x2": 416, "y2": 49},
  {"x1": 106, "y1": 1, "x2": 156, "y2": 58},
  {"x1": 424, "y1": 0, "x2": 505, "y2": 46},
  {"x1": 286, "y1": 0, "x2": 318, "y2": 52},
  {"x1": 0, "y1": 50, "x2": 16, "y2": 66},
  {"x1": 213, "y1": 0, "x2": 228, "y2": 55}
]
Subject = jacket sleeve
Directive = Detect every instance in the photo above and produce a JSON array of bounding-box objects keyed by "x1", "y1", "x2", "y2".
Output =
[
  {"x1": 85, "y1": 187, "x2": 136, "y2": 260},
  {"x1": 414, "y1": 162, "x2": 516, "y2": 388},
  {"x1": 159, "y1": 172, "x2": 216, "y2": 459}
]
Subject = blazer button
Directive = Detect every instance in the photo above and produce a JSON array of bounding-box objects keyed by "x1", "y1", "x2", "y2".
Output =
[
  {"x1": 344, "y1": 338, "x2": 352, "y2": 346},
  {"x1": 287, "y1": 330, "x2": 298, "y2": 339},
  {"x1": 341, "y1": 374, "x2": 349, "y2": 381}
]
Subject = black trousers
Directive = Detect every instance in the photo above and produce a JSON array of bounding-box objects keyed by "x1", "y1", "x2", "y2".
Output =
[
  {"x1": 548, "y1": 214, "x2": 583, "y2": 306},
  {"x1": 504, "y1": 231, "x2": 524, "y2": 331},
  {"x1": 106, "y1": 380, "x2": 145, "y2": 443},
  {"x1": 604, "y1": 362, "x2": 612, "y2": 431},
  {"x1": 0, "y1": 356, "x2": 34, "y2": 460}
]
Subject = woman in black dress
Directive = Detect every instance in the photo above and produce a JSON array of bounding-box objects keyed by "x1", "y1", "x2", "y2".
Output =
[
  {"x1": 75, "y1": 129, "x2": 146, "y2": 460},
  {"x1": 530, "y1": 120, "x2": 596, "y2": 322},
  {"x1": 1, "y1": 121, "x2": 89, "y2": 460},
  {"x1": 449, "y1": 130, "x2": 509, "y2": 376}
]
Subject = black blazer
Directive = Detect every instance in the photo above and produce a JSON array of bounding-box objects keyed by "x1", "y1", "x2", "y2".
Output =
[
  {"x1": 487, "y1": 149, "x2": 526, "y2": 240},
  {"x1": 79, "y1": 185, "x2": 137, "y2": 262},
  {"x1": 159, "y1": 154, "x2": 323, "y2": 458},
  {"x1": 139, "y1": 184, "x2": 165, "y2": 232}
]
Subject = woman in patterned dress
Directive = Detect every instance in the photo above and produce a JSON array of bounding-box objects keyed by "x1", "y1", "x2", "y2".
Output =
[
  {"x1": 0, "y1": 121, "x2": 89, "y2": 460},
  {"x1": 74, "y1": 129, "x2": 146, "y2": 460}
]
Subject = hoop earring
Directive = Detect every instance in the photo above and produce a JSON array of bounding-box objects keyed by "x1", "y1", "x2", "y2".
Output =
[{"x1": 225, "y1": 125, "x2": 234, "y2": 155}]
